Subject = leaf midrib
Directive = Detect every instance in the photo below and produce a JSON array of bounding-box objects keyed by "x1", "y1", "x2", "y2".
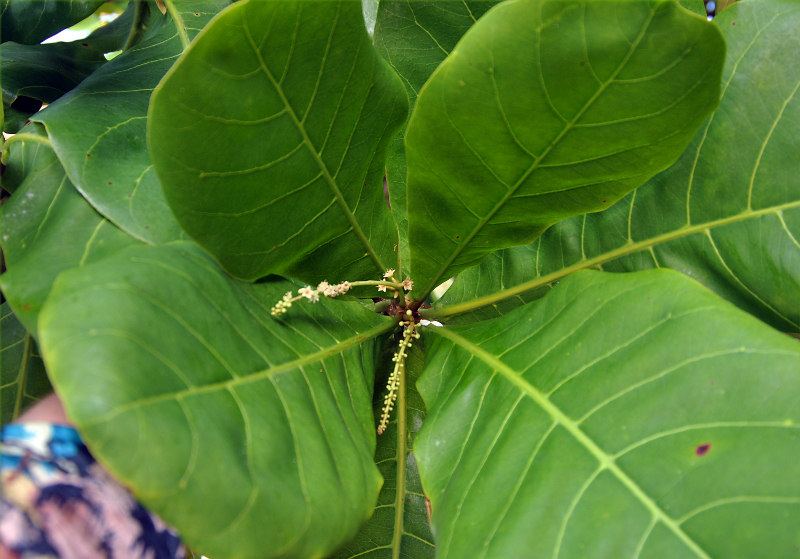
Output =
[
  {"x1": 241, "y1": 5, "x2": 386, "y2": 276},
  {"x1": 79, "y1": 319, "x2": 395, "y2": 426},
  {"x1": 431, "y1": 326, "x2": 712, "y2": 559},
  {"x1": 432, "y1": 200, "x2": 800, "y2": 318},
  {"x1": 417, "y1": 2, "x2": 657, "y2": 297}
]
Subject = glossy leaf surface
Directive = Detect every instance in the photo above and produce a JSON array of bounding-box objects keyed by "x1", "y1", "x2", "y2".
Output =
[
  {"x1": 0, "y1": 126, "x2": 139, "y2": 333},
  {"x1": 439, "y1": 0, "x2": 800, "y2": 332},
  {"x1": 149, "y1": 0, "x2": 408, "y2": 283},
  {"x1": 417, "y1": 270, "x2": 800, "y2": 558},
  {"x1": 38, "y1": 242, "x2": 395, "y2": 559},
  {"x1": 1, "y1": 303, "x2": 51, "y2": 425},
  {"x1": 406, "y1": 0, "x2": 725, "y2": 296}
]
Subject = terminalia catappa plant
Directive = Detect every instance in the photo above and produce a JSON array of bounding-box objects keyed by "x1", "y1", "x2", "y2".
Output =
[{"x1": 2, "y1": 0, "x2": 799, "y2": 557}]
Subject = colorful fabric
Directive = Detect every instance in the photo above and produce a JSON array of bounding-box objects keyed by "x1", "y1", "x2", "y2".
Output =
[{"x1": 1, "y1": 422, "x2": 185, "y2": 559}]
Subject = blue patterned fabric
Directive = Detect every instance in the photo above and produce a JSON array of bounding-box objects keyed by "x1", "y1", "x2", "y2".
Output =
[{"x1": 1, "y1": 422, "x2": 185, "y2": 559}]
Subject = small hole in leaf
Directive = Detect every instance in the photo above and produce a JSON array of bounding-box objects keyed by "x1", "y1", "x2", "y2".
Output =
[{"x1": 696, "y1": 443, "x2": 711, "y2": 456}]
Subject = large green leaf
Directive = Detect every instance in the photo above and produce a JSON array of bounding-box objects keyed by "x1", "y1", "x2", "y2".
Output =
[
  {"x1": 1, "y1": 303, "x2": 51, "y2": 426},
  {"x1": 373, "y1": 1, "x2": 498, "y2": 268},
  {"x1": 0, "y1": 0, "x2": 104, "y2": 45},
  {"x1": 332, "y1": 343, "x2": 434, "y2": 558},
  {"x1": 436, "y1": 0, "x2": 800, "y2": 332},
  {"x1": 30, "y1": 2, "x2": 229, "y2": 244},
  {"x1": 38, "y1": 242, "x2": 396, "y2": 559},
  {"x1": 0, "y1": 125, "x2": 139, "y2": 333},
  {"x1": 416, "y1": 269, "x2": 800, "y2": 558},
  {"x1": 405, "y1": 0, "x2": 725, "y2": 297},
  {"x1": 149, "y1": 0, "x2": 408, "y2": 283}
]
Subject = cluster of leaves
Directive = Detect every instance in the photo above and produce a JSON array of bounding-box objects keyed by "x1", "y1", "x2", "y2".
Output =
[{"x1": 2, "y1": 0, "x2": 799, "y2": 558}]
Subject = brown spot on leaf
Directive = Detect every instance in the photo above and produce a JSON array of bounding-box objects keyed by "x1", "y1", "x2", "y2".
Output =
[{"x1": 696, "y1": 443, "x2": 711, "y2": 456}]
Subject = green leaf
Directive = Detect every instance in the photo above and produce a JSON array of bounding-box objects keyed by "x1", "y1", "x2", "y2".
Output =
[
  {"x1": 79, "y1": 0, "x2": 143, "y2": 53},
  {"x1": 435, "y1": 243, "x2": 551, "y2": 324},
  {"x1": 679, "y1": 0, "x2": 707, "y2": 17},
  {"x1": 406, "y1": 0, "x2": 725, "y2": 297},
  {"x1": 441, "y1": 0, "x2": 800, "y2": 332},
  {"x1": 416, "y1": 269, "x2": 800, "y2": 558},
  {"x1": 149, "y1": 0, "x2": 408, "y2": 282},
  {"x1": 1, "y1": 302, "x2": 51, "y2": 426},
  {"x1": 373, "y1": 1, "x2": 498, "y2": 268},
  {"x1": 31, "y1": 6, "x2": 197, "y2": 244},
  {"x1": 331, "y1": 342, "x2": 435, "y2": 558},
  {"x1": 38, "y1": 242, "x2": 396, "y2": 559},
  {"x1": 2, "y1": 41, "x2": 107, "y2": 125},
  {"x1": 0, "y1": 125, "x2": 139, "y2": 332},
  {"x1": 0, "y1": 0, "x2": 104, "y2": 45},
  {"x1": 162, "y1": 0, "x2": 234, "y2": 49}
]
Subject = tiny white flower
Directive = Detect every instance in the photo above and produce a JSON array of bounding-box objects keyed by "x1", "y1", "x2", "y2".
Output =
[
  {"x1": 377, "y1": 285, "x2": 387, "y2": 292},
  {"x1": 402, "y1": 277, "x2": 414, "y2": 291},
  {"x1": 299, "y1": 286, "x2": 316, "y2": 301},
  {"x1": 383, "y1": 268, "x2": 395, "y2": 278}
]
